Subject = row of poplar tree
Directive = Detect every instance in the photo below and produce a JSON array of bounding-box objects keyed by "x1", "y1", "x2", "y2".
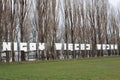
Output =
[{"x1": 0, "y1": 0, "x2": 120, "y2": 62}]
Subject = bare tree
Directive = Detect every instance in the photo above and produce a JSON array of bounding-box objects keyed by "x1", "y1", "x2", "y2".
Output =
[
  {"x1": 0, "y1": 0, "x2": 2, "y2": 62},
  {"x1": 19, "y1": 0, "x2": 29, "y2": 61}
]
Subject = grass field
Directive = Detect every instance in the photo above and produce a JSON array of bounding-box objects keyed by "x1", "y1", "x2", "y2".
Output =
[{"x1": 0, "y1": 57, "x2": 120, "y2": 80}]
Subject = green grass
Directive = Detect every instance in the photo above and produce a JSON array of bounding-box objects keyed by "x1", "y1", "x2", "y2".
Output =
[{"x1": 0, "y1": 57, "x2": 120, "y2": 80}]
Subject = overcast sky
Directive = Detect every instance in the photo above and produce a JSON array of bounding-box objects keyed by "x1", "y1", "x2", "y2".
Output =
[{"x1": 109, "y1": 0, "x2": 120, "y2": 8}]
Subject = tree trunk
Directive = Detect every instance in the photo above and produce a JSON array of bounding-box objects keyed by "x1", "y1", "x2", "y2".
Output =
[{"x1": 0, "y1": 0, "x2": 2, "y2": 62}]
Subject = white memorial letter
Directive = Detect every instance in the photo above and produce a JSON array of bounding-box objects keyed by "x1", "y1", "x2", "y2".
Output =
[
  {"x1": 14, "y1": 42, "x2": 18, "y2": 51},
  {"x1": 80, "y1": 44, "x2": 85, "y2": 50},
  {"x1": 39, "y1": 43, "x2": 45, "y2": 50},
  {"x1": 3, "y1": 42, "x2": 11, "y2": 51},
  {"x1": 55, "y1": 43, "x2": 62, "y2": 50},
  {"x1": 86, "y1": 44, "x2": 91, "y2": 50},
  {"x1": 68, "y1": 44, "x2": 73, "y2": 51},
  {"x1": 30, "y1": 43, "x2": 36, "y2": 51},
  {"x1": 20, "y1": 43, "x2": 27, "y2": 52},
  {"x1": 64, "y1": 44, "x2": 66, "y2": 50},
  {"x1": 75, "y1": 44, "x2": 79, "y2": 50},
  {"x1": 114, "y1": 44, "x2": 118, "y2": 50},
  {"x1": 103, "y1": 44, "x2": 110, "y2": 50},
  {"x1": 97, "y1": 44, "x2": 102, "y2": 50}
]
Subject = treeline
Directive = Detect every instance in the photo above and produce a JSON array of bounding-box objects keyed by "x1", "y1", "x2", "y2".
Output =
[{"x1": 0, "y1": 0, "x2": 120, "y2": 62}]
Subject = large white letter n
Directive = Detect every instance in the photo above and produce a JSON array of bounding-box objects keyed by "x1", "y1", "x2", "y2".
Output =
[{"x1": 3, "y1": 42, "x2": 12, "y2": 51}]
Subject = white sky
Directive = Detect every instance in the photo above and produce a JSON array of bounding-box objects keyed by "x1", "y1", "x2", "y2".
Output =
[{"x1": 109, "y1": 0, "x2": 120, "y2": 8}]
